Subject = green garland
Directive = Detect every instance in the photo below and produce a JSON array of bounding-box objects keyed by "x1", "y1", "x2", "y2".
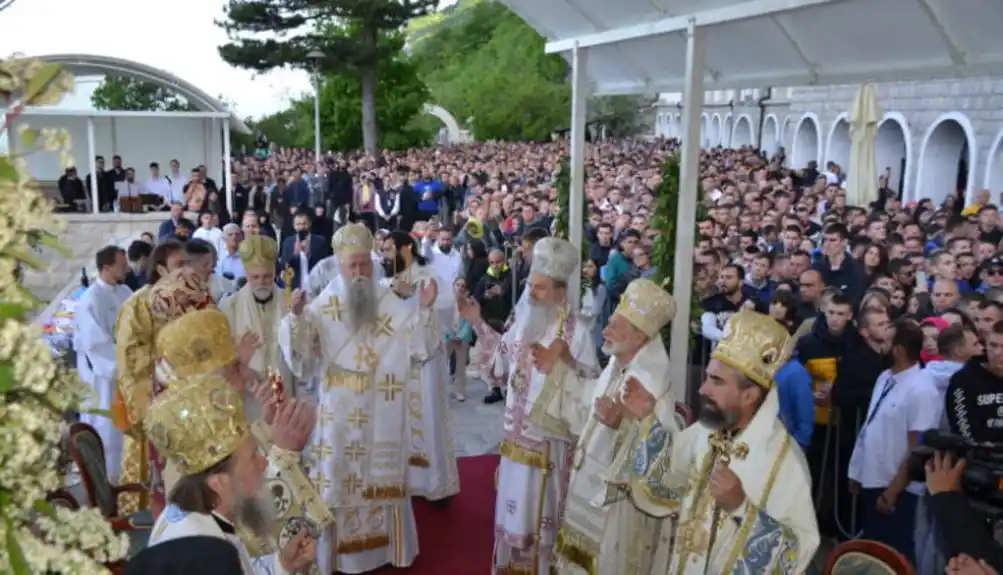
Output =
[
  {"x1": 651, "y1": 153, "x2": 706, "y2": 351},
  {"x1": 554, "y1": 156, "x2": 590, "y2": 261}
]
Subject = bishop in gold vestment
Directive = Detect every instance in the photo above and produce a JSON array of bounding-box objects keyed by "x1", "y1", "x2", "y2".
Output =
[{"x1": 633, "y1": 309, "x2": 820, "y2": 574}]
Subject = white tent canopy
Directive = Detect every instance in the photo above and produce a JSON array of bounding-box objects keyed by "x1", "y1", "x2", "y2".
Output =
[
  {"x1": 500, "y1": 0, "x2": 1003, "y2": 403},
  {"x1": 506, "y1": 0, "x2": 1003, "y2": 94}
]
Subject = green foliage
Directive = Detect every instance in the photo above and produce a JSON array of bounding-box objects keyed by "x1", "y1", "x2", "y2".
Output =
[
  {"x1": 290, "y1": 30, "x2": 432, "y2": 151},
  {"x1": 651, "y1": 154, "x2": 706, "y2": 350},
  {"x1": 216, "y1": 0, "x2": 437, "y2": 153},
  {"x1": 91, "y1": 76, "x2": 198, "y2": 112},
  {"x1": 589, "y1": 95, "x2": 652, "y2": 138},
  {"x1": 553, "y1": 156, "x2": 589, "y2": 261}
]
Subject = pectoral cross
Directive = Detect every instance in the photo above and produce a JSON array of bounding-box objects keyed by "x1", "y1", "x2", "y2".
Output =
[
  {"x1": 281, "y1": 265, "x2": 295, "y2": 309},
  {"x1": 323, "y1": 295, "x2": 343, "y2": 322},
  {"x1": 377, "y1": 374, "x2": 404, "y2": 401}
]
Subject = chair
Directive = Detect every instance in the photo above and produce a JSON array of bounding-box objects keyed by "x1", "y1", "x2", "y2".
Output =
[
  {"x1": 823, "y1": 539, "x2": 915, "y2": 575},
  {"x1": 65, "y1": 423, "x2": 154, "y2": 560},
  {"x1": 675, "y1": 402, "x2": 694, "y2": 426}
]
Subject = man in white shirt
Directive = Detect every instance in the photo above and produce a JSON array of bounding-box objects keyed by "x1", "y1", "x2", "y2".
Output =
[
  {"x1": 73, "y1": 245, "x2": 133, "y2": 482},
  {"x1": 143, "y1": 162, "x2": 172, "y2": 207},
  {"x1": 192, "y1": 210, "x2": 225, "y2": 255},
  {"x1": 848, "y1": 318, "x2": 941, "y2": 566},
  {"x1": 166, "y1": 158, "x2": 188, "y2": 205},
  {"x1": 214, "y1": 223, "x2": 245, "y2": 282}
]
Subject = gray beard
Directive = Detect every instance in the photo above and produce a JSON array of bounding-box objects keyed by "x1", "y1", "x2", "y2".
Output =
[
  {"x1": 252, "y1": 286, "x2": 273, "y2": 301},
  {"x1": 345, "y1": 276, "x2": 377, "y2": 332},
  {"x1": 520, "y1": 300, "x2": 558, "y2": 343},
  {"x1": 233, "y1": 486, "x2": 276, "y2": 539}
]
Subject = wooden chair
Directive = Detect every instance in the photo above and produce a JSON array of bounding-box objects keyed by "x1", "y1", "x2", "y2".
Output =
[
  {"x1": 823, "y1": 539, "x2": 915, "y2": 575},
  {"x1": 65, "y1": 423, "x2": 153, "y2": 561}
]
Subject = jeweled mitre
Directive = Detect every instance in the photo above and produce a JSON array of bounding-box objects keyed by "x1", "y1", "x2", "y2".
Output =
[
  {"x1": 531, "y1": 237, "x2": 579, "y2": 281},
  {"x1": 145, "y1": 372, "x2": 250, "y2": 475},
  {"x1": 711, "y1": 309, "x2": 791, "y2": 389},
  {"x1": 239, "y1": 233, "x2": 278, "y2": 270},
  {"x1": 155, "y1": 308, "x2": 237, "y2": 381},
  {"x1": 332, "y1": 223, "x2": 373, "y2": 258},
  {"x1": 614, "y1": 278, "x2": 677, "y2": 338}
]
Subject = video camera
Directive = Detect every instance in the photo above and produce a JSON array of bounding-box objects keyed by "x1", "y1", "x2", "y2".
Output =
[{"x1": 907, "y1": 429, "x2": 1003, "y2": 519}]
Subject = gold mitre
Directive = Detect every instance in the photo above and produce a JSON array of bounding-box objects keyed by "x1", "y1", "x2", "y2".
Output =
[
  {"x1": 614, "y1": 278, "x2": 677, "y2": 338},
  {"x1": 238, "y1": 233, "x2": 277, "y2": 270},
  {"x1": 145, "y1": 372, "x2": 250, "y2": 476},
  {"x1": 711, "y1": 309, "x2": 792, "y2": 389},
  {"x1": 332, "y1": 223, "x2": 374, "y2": 258},
  {"x1": 155, "y1": 308, "x2": 237, "y2": 381},
  {"x1": 531, "y1": 237, "x2": 579, "y2": 280}
]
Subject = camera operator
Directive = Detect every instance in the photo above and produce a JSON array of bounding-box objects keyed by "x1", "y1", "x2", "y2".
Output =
[
  {"x1": 947, "y1": 320, "x2": 1003, "y2": 442},
  {"x1": 926, "y1": 451, "x2": 1003, "y2": 573}
]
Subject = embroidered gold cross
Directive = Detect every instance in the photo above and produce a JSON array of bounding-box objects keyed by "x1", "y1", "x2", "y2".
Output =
[
  {"x1": 323, "y1": 296, "x2": 343, "y2": 322},
  {"x1": 377, "y1": 374, "x2": 404, "y2": 401},
  {"x1": 345, "y1": 440, "x2": 367, "y2": 462},
  {"x1": 309, "y1": 442, "x2": 333, "y2": 461},
  {"x1": 342, "y1": 473, "x2": 363, "y2": 495},
  {"x1": 310, "y1": 474, "x2": 333, "y2": 492},
  {"x1": 317, "y1": 405, "x2": 335, "y2": 426},
  {"x1": 374, "y1": 313, "x2": 394, "y2": 338},
  {"x1": 347, "y1": 407, "x2": 370, "y2": 429},
  {"x1": 353, "y1": 345, "x2": 379, "y2": 371}
]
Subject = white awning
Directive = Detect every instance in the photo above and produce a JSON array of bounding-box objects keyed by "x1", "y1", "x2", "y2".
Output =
[{"x1": 502, "y1": 0, "x2": 1003, "y2": 94}]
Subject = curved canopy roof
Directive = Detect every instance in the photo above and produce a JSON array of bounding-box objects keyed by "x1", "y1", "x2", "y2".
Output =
[
  {"x1": 503, "y1": 0, "x2": 1003, "y2": 95},
  {"x1": 36, "y1": 54, "x2": 252, "y2": 134}
]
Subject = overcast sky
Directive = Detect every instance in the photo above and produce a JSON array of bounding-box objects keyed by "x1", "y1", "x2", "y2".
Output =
[{"x1": 0, "y1": 0, "x2": 456, "y2": 119}]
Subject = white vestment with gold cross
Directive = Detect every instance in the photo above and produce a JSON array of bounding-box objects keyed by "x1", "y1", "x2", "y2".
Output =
[
  {"x1": 278, "y1": 276, "x2": 420, "y2": 575},
  {"x1": 382, "y1": 263, "x2": 460, "y2": 501}
]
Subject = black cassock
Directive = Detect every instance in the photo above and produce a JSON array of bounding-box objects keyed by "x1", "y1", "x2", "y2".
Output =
[{"x1": 124, "y1": 535, "x2": 244, "y2": 575}]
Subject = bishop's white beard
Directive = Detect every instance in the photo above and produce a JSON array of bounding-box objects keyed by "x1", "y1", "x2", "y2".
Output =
[
  {"x1": 252, "y1": 285, "x2": 273, "y2": 300},
  {"x1": 518, "y1": 300, "x2": 558, "y2": 343},
  {"x1": 601, "y1": 339, "x2": 628, "y2": 356},
  {"x1": 232, "y1": 481, "x2": 277, "y2": 539},
  {"x1": 345, "y1": 275, "x2": 377, "y2": 333}
]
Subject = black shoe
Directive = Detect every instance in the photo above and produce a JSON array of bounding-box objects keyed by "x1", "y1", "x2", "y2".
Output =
[{"x1": 483, "y1": 387, "x2": 504, "y2": 404}]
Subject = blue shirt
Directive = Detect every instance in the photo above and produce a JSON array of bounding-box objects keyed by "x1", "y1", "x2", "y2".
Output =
[
  {"x1": 215, "y1": 252, "x2": 245, "y2": 281},
  {"x1": 775, "y1": 360, "x2": 815, "y2": 449},
  {"x1": 414, "y1": 179, "x2": 443, "y2": 213}
]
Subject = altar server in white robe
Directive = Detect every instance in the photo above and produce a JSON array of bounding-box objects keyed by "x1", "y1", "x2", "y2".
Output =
[
  {"x1": 555, "y1": 278, "x2": 680, "y2": 575},
  {"x1": 74, "y1": 245, "x2": 133, "y2": 483},
  {"x1": 457, "y1": 237, "x2": 601, "y2": 575},
  {"x1": 144, "y1": 372, "x2": 319, "y2": 575},
  {"x1": 383, "y1": 230, "x2": 459, "y2": 503},
  {"x1": 221, "y1": 234, "x2": 296, "y2": 416},
  {"x1": 633, "y1": 309, "x2": 820, "y2": 574},
  {"x1": 279, "y1": 223, "x2": 437, "y2": 574}
]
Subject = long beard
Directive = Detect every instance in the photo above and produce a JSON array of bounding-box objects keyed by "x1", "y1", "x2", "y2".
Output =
[
  {"x1": 345, "y1": 276, "x2": 377, "y2": 332},
  {"x1": 233, "y1": 484, "x2": 276, "y2": 539},
  {"x1": 697, "y1": 397, "x2": 741, "y2": 430},
  {"x1": 519, "y1": 300, "x2": 557, "y2": 343}
]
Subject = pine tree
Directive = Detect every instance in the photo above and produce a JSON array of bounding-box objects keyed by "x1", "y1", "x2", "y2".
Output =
[{"x1": 216, "y1": 0, "x2": 438, "y2": 155}]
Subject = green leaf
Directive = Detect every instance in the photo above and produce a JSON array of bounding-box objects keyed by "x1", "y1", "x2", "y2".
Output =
[
  {"x1": 0, "y1": 157, "x2": 17, "y2": 182},
  {"x1": 35, "y1": 233, "x2": 71, "y2": 258},
  {"x1": 4, "y1": 514, "x2": 30, "y2": 574},
  {"x1": 0, "y1": 363, "x2": 14, "y2": 393},
  {"x1": 23, "y1": 63, "x2": 63, "y2": 105},
  {"x1": 32, "y1": 499, "x2": 57, "y2": 519},
  {"x1": 2, "y1": 245, "x2": 46, "y2": 271},
  {"x1": 18, "y1": 128, "x2": 39, "y2": 150},
  {"x1": 0, "y1": 302, "x2": 32, "y2": 320}
]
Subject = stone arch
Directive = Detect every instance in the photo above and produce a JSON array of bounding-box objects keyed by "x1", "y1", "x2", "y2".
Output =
[
  {"x1": 916, "y1": 111, "x2": 978, "y2": 204},
  {"x1": 984, "y1": 126, "x2": 1003, "y2": 194},
  {"x1": 826, "y1": 112, "x2": 851, "y2": 170},
  {"x1": 723, "y1": 115, "x2": 733, "y2": 148},
  {"x1": 877, "y1": 112, "x2": 913, "y2": 198},
  {"x1": 36, "y1": 53, "x2": 250, "y2": 134},
  {"x1": 732, "y1": 114, "x2": 754, "y2": 147},
  {"x1": 423, "y1": 104, "x2": 462, "y2": 143},
  {"x1": 791, "y1": 113, "x2": 822, "y2": 168},
  {"x1": 762, "y1": 114, "x2": 780, "y2": 155},
  {"x1": 711, "y1": 114, "x2": 723, "y2": 147},
  {"x1": 700, "y1": 114, "x2": 709, "y2": 146}
]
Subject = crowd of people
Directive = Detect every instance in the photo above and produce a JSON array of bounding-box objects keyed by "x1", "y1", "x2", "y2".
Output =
[{"x1": 64, "y1": 137, "x2": 1003, "y2": 574}]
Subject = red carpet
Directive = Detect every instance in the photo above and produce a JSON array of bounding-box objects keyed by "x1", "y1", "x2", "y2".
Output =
[{"x1": 376, "y1": 455, "x2": 498, "y2": 575}]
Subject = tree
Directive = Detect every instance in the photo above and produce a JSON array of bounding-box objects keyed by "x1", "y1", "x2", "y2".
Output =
[
  {"x1": 91, "y1": 75, "x2": 198, "y2": 111},
  {"x1": 292, "y1": 29, "x2": 432, "y2": 151},
  {"x1": 589, "y1": 95, "x2": 654, "y2": 138},
  {"x1": 216, "y1": 0, "x2": 438, "y2": 156}
]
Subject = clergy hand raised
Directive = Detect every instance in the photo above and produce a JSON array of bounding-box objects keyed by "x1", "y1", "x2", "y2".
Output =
[
  {"x1": 271, "y1": 400, "x2": 316, "y2": 452},
  {"x1": 418, "y1": 278, "x2": 437, "y2": 308},
  {"x1": 290, "y1": 289, "x2": 307, "y2": 315},
  {"x1": 594, "y1": 396, "x2": 623, "y2": 429},
  {"x1": 709, "y1": 463, "x2": 746, "y2": 512},
  {"x1": 457, "y1": 296, "x2": 481, "y2": 322},
  {"x1": 530, "y1": 339, "x2": 569, "y2": 374},
  {"x1": 236, "y1": 331, "x2": 262, "y2": 367},
  {"x1": 621, "y1": 377, "x2": 656, "y2": 420},
  {"x1": 278, "y1": 529, "x2": 317, "y2": 573}
]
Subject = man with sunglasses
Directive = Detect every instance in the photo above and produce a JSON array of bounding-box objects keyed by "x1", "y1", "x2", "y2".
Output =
[{"x1": 978, "y1": 256, "x2": 1003, "y2": 293}]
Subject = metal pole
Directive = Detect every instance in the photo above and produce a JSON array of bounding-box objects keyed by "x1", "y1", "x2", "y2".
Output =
[
  {"x1": 568, "y1": 42, "x2": 589, "y2": 311},
  {"x1": 668, "y1": 20, "x2": 706, "y2": 406},
  {"x1": 87, "y1": 116, "x2": 98, "y2": 215},
  {"x1": 313, "y1": 71, "x2": 322, "y2": 163},
  {"x1": 223, "y1": 118, "x2": 233, "y2": 216}
]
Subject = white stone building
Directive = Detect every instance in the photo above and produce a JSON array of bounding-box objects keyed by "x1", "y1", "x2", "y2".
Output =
[{"x1": 653, "y1": 83, "x2": 1003, "y2": 206}]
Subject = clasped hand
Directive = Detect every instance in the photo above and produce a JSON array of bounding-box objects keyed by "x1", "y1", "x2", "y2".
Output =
[
  {"x1": 709, "y1": 463, "x2": 745, "y2": 512},
  {"x1": 278, "y1": 529, "x2": 317, "y2": 573},
  {"x1": 530, "y1": 340, "x2": 569, "y2": 374}
]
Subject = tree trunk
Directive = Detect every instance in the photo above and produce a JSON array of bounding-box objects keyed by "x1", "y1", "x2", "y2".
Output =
[{"x1": 360, "y1": 25, "x2": 380, "y2": 158}]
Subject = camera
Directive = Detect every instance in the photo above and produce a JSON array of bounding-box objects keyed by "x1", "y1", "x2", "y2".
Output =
[{"x1": 907, "y1": 430, "x2": 1003, "y2": 519}]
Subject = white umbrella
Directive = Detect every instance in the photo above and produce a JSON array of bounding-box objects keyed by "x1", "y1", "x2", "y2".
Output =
[{"x1": 847, "y1": 83, "x2": 883, "y2": 207}]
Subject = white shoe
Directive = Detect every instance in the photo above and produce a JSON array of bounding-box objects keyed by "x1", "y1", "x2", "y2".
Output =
[{"x1": 452, "y1": 392, "x2": 466, "y2": 402}]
